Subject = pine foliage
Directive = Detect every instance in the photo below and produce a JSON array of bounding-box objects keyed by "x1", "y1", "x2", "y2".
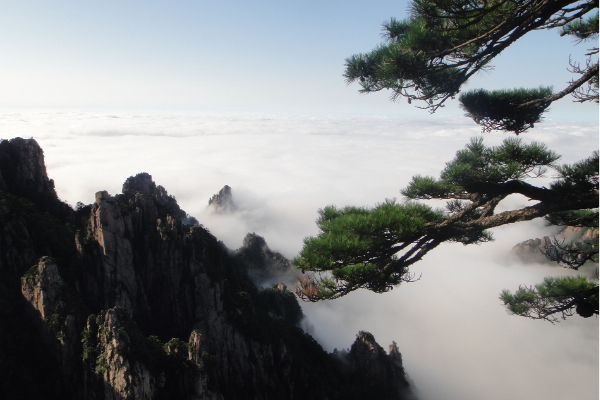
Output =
[
  {"x1": 544, "y1": 210, "x2": 599, "y2": 228},
  {"x1": 294, "y1": 139, "x2": 598, "y2": 301},
  {"x1": 501, "y1": 276, "x2": 599, "y2": 322},
  {"x1": 297, "y1": 0, "x2": 599, "y2": 320},
  {"x1": 459, "y1": 87, "x2": 553, "y2": 134},
  {"x1": 550, "y1": 150, "x2": 599, "y2": 195},
  {"x1": 295, "y1": 200, "x2": 444, "y2": 298},
  {"x1": 402, "y1": 137, "x2": 561, "y2": 198},
  {"x1": 344, "y1": 0, "x2": 599, "y2": 133},
  {"x1": 561, "y1": 12, "x2": 599, "y2": 41}
]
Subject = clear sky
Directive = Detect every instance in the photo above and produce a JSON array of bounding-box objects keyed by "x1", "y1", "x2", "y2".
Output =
[{"x1": 1, "y1": 0, "x2": 598, "y2": 121}]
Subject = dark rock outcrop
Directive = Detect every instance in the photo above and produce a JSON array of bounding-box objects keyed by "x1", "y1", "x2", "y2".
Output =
[
  {"x1": 0, "y1": 137, "x2": 56, "y2": 199},
  {"x1": 512, "y1": 237, "x2": 553, "y2": 264},
  {"x1": 208, "y1": 185, "x2": 236, "y2": 213},
  {"x1": 0, "y1": 137, "x2": 72, "y2": 221},
  {"x1": 512, "y1": 227, "x2": 599, "y2": 266},
  {"x1": 344, "y1": 332, "x2": 414, "y2": 399},
  {"x1": 236, "y1": 233, "x2": 296, "y2": 287},
  {"x1": 0, "y1": 138, "x2": 417, "y2": 400}
]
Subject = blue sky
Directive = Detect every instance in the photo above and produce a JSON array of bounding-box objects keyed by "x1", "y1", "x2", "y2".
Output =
[{"x1": 1, "y1": 0, "x2": 598, "y2": 121}]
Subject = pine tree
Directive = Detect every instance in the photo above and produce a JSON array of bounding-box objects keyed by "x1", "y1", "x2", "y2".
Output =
[
  {"x1": 344, "y1": 0, "x2": 598, "y2": 134},
  {"x1": 295, "y1": 0, "x2": 598, "y2": 320}
]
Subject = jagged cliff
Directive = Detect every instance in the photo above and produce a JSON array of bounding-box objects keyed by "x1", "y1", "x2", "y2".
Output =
[
  {"x1": 207, "y1": 185, "x2": 235, "y2": 213},
  {"x1": 0, "y1": 138, "x2": 416, "y2": 400}
]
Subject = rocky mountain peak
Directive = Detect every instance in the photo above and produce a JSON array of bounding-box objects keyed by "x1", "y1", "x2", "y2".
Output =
[
  {"x1": 512, "y1": 226, "x2": 599, "y2": 269},
  {"x1": 236, "y1": 232, "x2": 296, "y2": 287},
  {"x1": 0, "y1": 138, "x2": 417, "y2": 400},
  {"x1": 208, "y1": 185, "x2": 235, "y2": 212},
  {"x1": 389, "y1": 341, "x2": 403, "y2": 366},
  {"x1": 336, "y1": 331, "x2": 413, "y2": 399},
  {"x1": 120, "y1": 172, "x2": 186, "y2": 221},
  {"x1": 242, "y1": 232, "x2": 268, "y2": 252},
  {"x1": 122, "y1": 172, "x2": 171, "y2": 202},
  {"x1": 0, "y1": 137, "x2": 57, "y2": 198},
  {"x1": 350, "y1": 331, "x2": 386, "y2": 360},
  {"x1": 122, "y1": 172, "x2": 156, "y2": 194},
  {"x1": 511, "y1": 237, "x2": 552, "y2": 264}
]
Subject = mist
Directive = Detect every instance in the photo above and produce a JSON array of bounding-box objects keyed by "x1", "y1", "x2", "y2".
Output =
[{"x1": 2, "y1": 108, "x2": 597, "y2": 400}]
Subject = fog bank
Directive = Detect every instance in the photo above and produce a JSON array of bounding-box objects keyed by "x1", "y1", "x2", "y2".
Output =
[{"x1": 2, "y1": 109, "x2": 597, "y2": 400}]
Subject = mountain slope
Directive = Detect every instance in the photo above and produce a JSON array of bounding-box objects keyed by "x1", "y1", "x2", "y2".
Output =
[{"x1": 0, "y1": 137, "x2": 416, "y2": 400}]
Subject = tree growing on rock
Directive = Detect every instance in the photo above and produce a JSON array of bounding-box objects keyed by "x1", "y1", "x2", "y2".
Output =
[{"x1": 294, "y1": 0, "x2": 598, "y2": 321}]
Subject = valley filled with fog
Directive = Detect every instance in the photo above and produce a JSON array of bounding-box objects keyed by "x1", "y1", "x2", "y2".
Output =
[{"x1": 2, "y1": 109, "x2": 598, "y2": 400}]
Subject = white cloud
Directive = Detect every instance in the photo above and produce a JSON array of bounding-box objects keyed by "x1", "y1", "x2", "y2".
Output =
[{"x1": 2, "y1": 108, "x2": 598, "y2": 400}]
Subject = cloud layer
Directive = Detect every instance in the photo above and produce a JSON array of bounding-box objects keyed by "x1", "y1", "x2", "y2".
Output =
[{"x1": 2, "y1": 108, "x2": 598, "y2": 400}]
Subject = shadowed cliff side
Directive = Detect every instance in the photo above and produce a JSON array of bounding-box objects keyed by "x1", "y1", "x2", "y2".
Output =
[
  {"x1": 0, "y1": 137, "x2": 416, "y2": 400},
  {"x1": 235, "y1": 232, "x2": 297, "y2": 288}
]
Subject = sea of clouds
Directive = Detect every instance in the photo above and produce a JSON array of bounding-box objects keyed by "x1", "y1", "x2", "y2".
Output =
[{"x1": 1, "y1": 108, "x2": 598, "y2": 400}]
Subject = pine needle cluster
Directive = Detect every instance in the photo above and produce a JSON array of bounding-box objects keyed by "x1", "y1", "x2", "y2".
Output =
[
  {"x1": 294, "y1": 138, "x2": 598, "y2": 301},
  {"x1": 343, "y1": 0, "x2": 598, "y2": 133}
]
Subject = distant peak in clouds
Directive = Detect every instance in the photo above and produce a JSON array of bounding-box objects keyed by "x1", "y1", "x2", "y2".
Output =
[{"x1": 208, "y1": 184, "x2": 236, "y2": 213}]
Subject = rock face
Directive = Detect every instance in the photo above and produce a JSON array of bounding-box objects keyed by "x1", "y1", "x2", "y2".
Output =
[
  {"x1": 512, "y1": 227, "x2": 599, "y2": 265},
  {"x1": 236, "y1": 233, "x2": 296, "y2": 287},
  {"x1": 208, "y1": 185, "x2": 236, "y2": 213},
  {"x1": 511, "y1": 237, "x2": 553, "y2": 264},
  {"x1": 0, "y1": 137, "x2": 72, "y2": 221},
  {"x1": 21, "y1": 256, "x2": 64, "y2": 320},
  {"x1": 345, "y1": 332, "x2": 413, "y2": 399},
  {"x1": 0, "y1": 138, "x2": 417, "y2": 400},
  {"x1": 0, "y1": 137, "x2": 56, "y2": 198}
]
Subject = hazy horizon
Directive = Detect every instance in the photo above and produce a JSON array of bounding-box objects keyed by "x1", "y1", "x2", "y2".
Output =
[{"x1": 1, "y1": 1, "x2": 598, "y2": 123}]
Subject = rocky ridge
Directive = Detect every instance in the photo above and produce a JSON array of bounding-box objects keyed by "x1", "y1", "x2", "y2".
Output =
[
  {"x1": 0, "y1": 138, "x2": 416, "y2": 400},
  {"x1": 512, "y1": 227, "x2": 599, "y2": 266}
]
